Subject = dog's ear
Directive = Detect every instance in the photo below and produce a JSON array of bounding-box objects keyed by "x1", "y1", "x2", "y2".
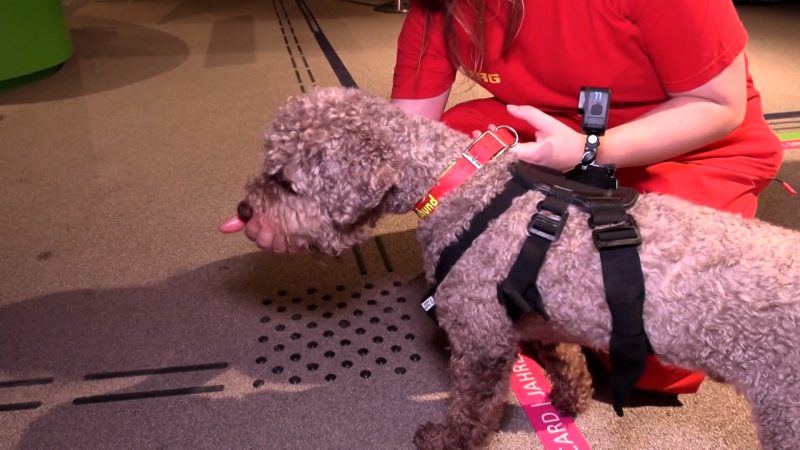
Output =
[
  {"x1": 368, "y1": 164, "x2": 399, "y2": 196},
  {"x1": 281, "y1": 160, "x2": 324, "y2": 194},
  {"x1": 329, "y1": 165, "x2": 399, "y2": 229}
]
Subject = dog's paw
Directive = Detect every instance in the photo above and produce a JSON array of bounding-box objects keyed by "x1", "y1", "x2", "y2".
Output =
[{"x1": 413, "y1": 422, "x2": 453, "y2": 450}]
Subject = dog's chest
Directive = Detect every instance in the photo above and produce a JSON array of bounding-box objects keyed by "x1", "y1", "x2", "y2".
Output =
[{"x1": 414, "y1": 166, "x2": 617, "y2": 343}]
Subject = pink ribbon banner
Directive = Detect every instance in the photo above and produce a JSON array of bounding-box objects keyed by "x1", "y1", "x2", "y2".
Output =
[
  {"x1": 509, "y1": 353, "x2": 592, "y2": 450},
  {"x1": 782, "y1": 139, "x2": 800, "y2": 150},
  {"x1": 778, "y1": 131, "x2": 800, "y2": 150}
]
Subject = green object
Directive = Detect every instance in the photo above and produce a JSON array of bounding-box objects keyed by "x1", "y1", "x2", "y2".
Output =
[
  {"x1": 0, "y1": 0, "x2": 73, "y2": 91},
  {"x1": 778, "y1": 131, "x2": 800, "y2": 142}
]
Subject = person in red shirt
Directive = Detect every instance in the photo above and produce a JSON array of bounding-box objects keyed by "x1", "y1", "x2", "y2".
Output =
[{"x1": 391, "y1": 0, "x2": 783, "y2": 394}]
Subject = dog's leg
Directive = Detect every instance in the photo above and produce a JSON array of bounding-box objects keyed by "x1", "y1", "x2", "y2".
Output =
[
  {"x1": 741, "y1": 378, "x2": 800, "y2": 450},
  {"x1": 414, "y1": 339, "x2": 517, "y2": 450},
  {"x1": 524, "y1": 341, "x2": 593, "y2": 417},
  {"x1": 413, "y1": 298, "x2": 518, "y2": 450}
]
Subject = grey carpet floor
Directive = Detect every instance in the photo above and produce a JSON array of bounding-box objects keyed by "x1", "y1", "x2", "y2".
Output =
[{"x1": 1, "y1": 1, "x2": 798, "y2": 449}]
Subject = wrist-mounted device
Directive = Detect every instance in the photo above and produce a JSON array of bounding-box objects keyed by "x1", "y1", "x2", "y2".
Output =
[
  {"x1": 566, "y1": 87, "x2": 617, "y2": 189},
  {"x1": 577, "y1": 87, "x2": 610, "y2": 169}
]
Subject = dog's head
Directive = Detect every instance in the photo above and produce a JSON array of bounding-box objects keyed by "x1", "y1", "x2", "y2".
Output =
[{"x1": 238, "y1": 87, "x2": 408, "y2": 255}]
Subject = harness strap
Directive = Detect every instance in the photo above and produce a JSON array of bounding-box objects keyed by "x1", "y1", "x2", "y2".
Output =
[
  {"x1": 422, "y1": 177, "x2": 527, "y2": 323},
  {"x1": 497, "y1": 193, "x2": 570, "y2": 321},
  {"x1": 434, "y1": 178, "x2": 527, "y2": 285},
  {"x1": 589, "y1": 201, "x2": 650, "y2": 417},
  {"x1": 423, "y1": 162, "x2": 651, "y2": 416}
]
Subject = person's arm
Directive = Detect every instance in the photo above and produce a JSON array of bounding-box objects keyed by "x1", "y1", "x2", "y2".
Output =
[
  {"x1": 391, "y1": 88, "x2": 451, "y2": 121},
  {"x1": 507, "y1": 52, "x2": 747, "y2": 172},
  {"x1": 597, "y1": 51, "x2": 747, "y2": 167}
]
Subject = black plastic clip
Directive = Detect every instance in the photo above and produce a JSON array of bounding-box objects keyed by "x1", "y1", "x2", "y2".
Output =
[
  {"x1": 592, "y1": 217, "x2": 642, "y2": 249},
  {"x1": 527, "y1": 207, "x2": 568, "y2": 242}
]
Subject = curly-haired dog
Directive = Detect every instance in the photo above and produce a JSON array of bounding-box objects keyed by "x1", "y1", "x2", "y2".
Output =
[{"x1": 228, "y1": 87, "x2": 800, "y2": 450}]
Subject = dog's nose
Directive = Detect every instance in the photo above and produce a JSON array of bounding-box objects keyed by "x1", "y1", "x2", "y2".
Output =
[{"x1": 237, "y1": 200, "x2": 253, "y2": 222}]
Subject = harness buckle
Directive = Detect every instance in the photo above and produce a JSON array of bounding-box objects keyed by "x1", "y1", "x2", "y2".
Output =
[
  {"x1": 592, "y1": 218, "x2": 642, "y2": 249},
  {"x1": 527, "y1": 210, "x2": 569, "y2": 242}
]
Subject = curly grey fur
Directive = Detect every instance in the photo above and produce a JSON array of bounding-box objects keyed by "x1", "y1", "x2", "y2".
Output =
[{"x1": 239, "y1": 87, "x2": 800, "y2": 450}]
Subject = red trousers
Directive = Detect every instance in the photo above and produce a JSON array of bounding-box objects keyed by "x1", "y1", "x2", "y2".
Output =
[{"x1": 441, "y1": 97, "x2": 777, "y2": 394}]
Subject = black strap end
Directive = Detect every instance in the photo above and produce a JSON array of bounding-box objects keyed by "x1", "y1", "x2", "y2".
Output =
[{"x1": 497, "y1": 282, "x2": 551, "y2": 321}]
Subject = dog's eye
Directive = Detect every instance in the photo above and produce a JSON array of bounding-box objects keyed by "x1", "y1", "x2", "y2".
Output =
[{"x1": 270, "y1": 172, "x2": 297, "y2": 195}]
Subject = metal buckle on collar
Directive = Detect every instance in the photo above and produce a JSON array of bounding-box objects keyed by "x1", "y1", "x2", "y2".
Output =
[
  {"x1": 461, "y1": 126, "x2": 520, "y2": 168},
  {"x1": 592, "y1": 217, "x2": 642, "y2": 249}
]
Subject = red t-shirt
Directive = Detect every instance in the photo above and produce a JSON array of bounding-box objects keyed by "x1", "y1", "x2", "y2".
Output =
[{"x1": 392, "y1": 0, "x2": 782, "y2": 216}]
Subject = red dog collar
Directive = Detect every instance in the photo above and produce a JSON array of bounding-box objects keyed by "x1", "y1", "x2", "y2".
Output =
[{"x1": 415, "y1": 126, "x2": 519, "y2": 218}]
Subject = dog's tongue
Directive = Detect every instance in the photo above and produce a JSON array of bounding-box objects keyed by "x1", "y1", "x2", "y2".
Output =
[
  {"x1": 218, "y1": 216, "x2": 246, "y2": 233},
  {"x1": 219, "y1": 200, "x2": 253, "y2": 233}
]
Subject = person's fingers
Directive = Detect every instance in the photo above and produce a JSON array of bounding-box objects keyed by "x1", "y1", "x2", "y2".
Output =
[
  {"x1": 510, "y1": 141, "x2": 542, "y2": 156},
  {"x1": 255, "y1": 227, "x2": 277, "y2": 251},
  {"x1": 245, "y1": 215, "x2": 266, "y2": 242},
  {"x1": 270, "y1": 232, "x2": 288, "y2": 253},
  {"x1": 472, "y1": 123, "x2": 500, "y2": 138},
  {"x1": 219, "y1": 216, "x2": 246, "y2": 233},
  {"x1": 286, "y1": 239, "x2": 303, "y2": 254},
  {"x1": 238, "y1": 212, "x2": 302, "y2": 254},
  {"x1": 506, "y1": 104, "x2": 554, "y2": 130},
  {"x1": 510, "y1": 141, "x2": 549, "y2": 166},
  {"x1": 511, "y1": 140, "x2": 537, "y2": 152}
]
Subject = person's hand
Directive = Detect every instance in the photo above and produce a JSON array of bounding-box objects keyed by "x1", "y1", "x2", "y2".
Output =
[
  {"x1": 218, "y1": 213, "x2": 302, "y2": 254},
  {"x1": 506, "y1": 104, "x2": 585, "y2": 172},
  {"x1": 470, "y1": 125, "x2": 496, "y2": 138}
]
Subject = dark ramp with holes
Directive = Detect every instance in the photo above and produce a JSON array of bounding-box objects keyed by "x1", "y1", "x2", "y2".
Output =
[
  {"x1": 0, "y1": 229, "x2": 763, "y2": 450},
  {"x1": 0, "y1": 231, "x2": 464, "y2": 448}
]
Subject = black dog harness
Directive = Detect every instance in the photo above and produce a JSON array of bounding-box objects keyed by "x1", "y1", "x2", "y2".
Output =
[{"x1": 422, "y1": 162, "x2": 651, "y2": 416}]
